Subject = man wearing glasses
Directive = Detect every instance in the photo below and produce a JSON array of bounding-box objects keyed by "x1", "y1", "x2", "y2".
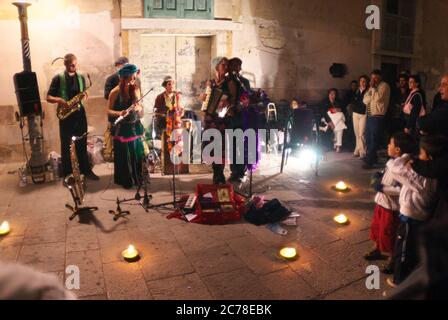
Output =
[{"x1": 47, "y1": 53, "x2": 99, "y2": 181}]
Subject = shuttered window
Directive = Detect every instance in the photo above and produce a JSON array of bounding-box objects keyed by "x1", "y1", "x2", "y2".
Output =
[
  {"x1": 382, "y1": 0, "x2": 416, "y2": 54},
  {"x1": 145, "y1": 0, "x2": 213, "y2": 19}
]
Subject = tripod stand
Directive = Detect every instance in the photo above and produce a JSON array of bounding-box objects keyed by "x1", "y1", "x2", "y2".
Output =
[
  {"x1": 67, "y1": 184, "x2": 99, "y2": 221},
  {"x1": 109, "y1": 154, "x2": 153, "y2": 218}
]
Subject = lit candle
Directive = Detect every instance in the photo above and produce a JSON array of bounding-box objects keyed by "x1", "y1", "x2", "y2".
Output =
[
  {"x1": 122, "y1": 244, "x2": 140, "y2": 262},
  {"x1": 279, "y1": 247, "x2": 298, "y2": 260},
  {"x1": 0, "y1": 221, "x2": 10, "y2": 236},
  {"x1": 335, "y1": 181, "x2": 348, "y2": 191},
  {"x1": 334, "y1": 214, "x2": 349, "y2": 225}
]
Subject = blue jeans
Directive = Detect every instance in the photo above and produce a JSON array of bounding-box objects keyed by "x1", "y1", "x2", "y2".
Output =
[{"x1": 365, "y1": 116, "x2": 384, "y2": 165}]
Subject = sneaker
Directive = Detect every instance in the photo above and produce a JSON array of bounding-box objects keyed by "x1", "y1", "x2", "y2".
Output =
[
  {"x1": 363, "y1": 249, "x2": 387, "y2": 261},
  {"x1": 386, "y1": 277, "x2": 397, "y2": 288},
  {"x1": 85, "y1": 172, "x2": 100, "y2": 181}
]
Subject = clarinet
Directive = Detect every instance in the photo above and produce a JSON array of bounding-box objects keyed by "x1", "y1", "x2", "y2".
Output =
[{"x1": 114, "y1": 87, "x2": 154, "y2": 126}]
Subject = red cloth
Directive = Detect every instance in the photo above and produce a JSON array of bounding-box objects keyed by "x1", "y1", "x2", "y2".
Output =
[
  {"x1": 167, "y1": 184, "x2": 248, "y2": 225},
  {"x1": 369, "y1": 204, "x2": 400, "y2": 254}
]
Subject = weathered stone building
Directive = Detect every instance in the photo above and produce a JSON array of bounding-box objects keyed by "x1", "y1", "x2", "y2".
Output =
[{"x1": 0, "y1": 0, "x2": 447, "y2": 162}]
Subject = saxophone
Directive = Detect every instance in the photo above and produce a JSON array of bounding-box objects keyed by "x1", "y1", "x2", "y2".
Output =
[
  {"x1": 64, "y1": 135, "x2": 86, "y2": 206},
  {"x1": 57, "y1": 74, "x2": 92, "y2": 121}
]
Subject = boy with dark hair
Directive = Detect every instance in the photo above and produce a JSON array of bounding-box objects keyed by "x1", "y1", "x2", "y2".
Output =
[
  {"x1": 387, "y1": 135, "x2": 439, "y2": 286},
  {"x1": 365, "y1": 133, "x2": 416, "y2": 274}
]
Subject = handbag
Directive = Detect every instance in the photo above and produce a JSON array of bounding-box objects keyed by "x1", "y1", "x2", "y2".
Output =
[{"x1": 403, "y1": 91, "x2": 426, "y2": 117}]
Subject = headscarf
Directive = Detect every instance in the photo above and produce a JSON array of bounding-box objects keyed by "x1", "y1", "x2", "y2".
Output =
[{"x1": 118, "y1": 63, "x2": 138, "y2": 78}]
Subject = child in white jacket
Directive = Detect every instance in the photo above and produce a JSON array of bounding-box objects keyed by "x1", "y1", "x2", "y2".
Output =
[
  {"x1": 364, "y1": 133, "x2": 415, "y2": 274},
  {"x1": 387, "y1": 136, "x2": 439, "y2": 286},
  {"x1": 327, "y1": 109, "x2": 347, "y2": 152}
]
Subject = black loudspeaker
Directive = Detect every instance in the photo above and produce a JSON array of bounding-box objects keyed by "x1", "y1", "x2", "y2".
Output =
[
  {"x1": 329, "y1": 63, "x2": 347, "y2": 78},
  {"x1": 13, "y1": 71, "x2": 42, "y2": 116}
]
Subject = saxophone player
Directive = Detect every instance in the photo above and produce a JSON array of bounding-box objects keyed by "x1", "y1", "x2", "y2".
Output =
[{"x1": 47, "y1": 53, "x2": 99, "y2": 181}]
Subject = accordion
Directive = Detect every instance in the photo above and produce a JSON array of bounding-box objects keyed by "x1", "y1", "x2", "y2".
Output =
[{"x1": 201, "y1": 87, "x2": 224, "y2": 115}]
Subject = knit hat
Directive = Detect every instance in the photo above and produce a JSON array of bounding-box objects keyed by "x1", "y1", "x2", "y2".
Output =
[{"x1": 118, "y1": 63, "x2": 138, "y2": 78}]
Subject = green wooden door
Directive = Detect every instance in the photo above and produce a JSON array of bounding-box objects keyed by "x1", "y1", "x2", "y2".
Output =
[{"x1": 145, "y1": 0, "x2": 213, "y2": 19}]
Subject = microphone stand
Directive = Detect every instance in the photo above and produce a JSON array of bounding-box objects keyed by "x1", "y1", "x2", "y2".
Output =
[
  {"x1": 148, "y1": 101, "x2": 184, "y2": 218},
  {"x1": 108, "y1": 164, "x2": 153, "y2": 219}
]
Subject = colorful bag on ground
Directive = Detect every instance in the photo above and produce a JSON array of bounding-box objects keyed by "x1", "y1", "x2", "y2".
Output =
[{"x1": 167, "y1": 184, "x2": 247, "y2": 225}]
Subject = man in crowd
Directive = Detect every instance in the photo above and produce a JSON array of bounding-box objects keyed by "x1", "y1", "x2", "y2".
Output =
[
  {"x1": 104, "y1": 56, "x2": 129, "y2": 100},
  {"x1": 419, "y1": 74, "x2": 448, "y2": 137},
  {"x1": 388, "y1": 73, "x2": 409, "y2": 137},
  {"x1": 363, "y1": 69, "x2": 391, "y2": 169}
]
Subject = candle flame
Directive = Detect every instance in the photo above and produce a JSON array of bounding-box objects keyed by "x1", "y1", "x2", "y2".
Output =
[
  {"x1": 335, "y1": 181, "x2": 348, "y2": 191},
  {"x1": 0, "y1": 221, "x2": 10, "y2": 235},
  {"x1": 122, "y1": 244, "x2": 139, "y2": 260},
  {"x1": 334, "y1": 214, "x2": 349, "y2": 224},
  {"x1": 279, "y1": 247, "x2": 297, "y2": 259}
]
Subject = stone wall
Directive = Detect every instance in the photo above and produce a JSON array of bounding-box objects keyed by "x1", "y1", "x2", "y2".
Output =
[
  {"x1": 0, "y1": 0, "x2": 121, "y2": 162},
  {"x1": 232, "y1": 0, "x2": 372, "y2": 102},
  {"x1": 413, "y1": 0, "x2": 448, "y2": 99}
]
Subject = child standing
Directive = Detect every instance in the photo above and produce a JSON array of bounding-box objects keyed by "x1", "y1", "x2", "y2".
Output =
[
  {"x1": 387, "y1": 135, "x2": 439, "y2": 287},
  {"x1": 364, "y1": 133, "x2": 416, "y2": 274},
  {"x1": 327, "y1": 107, "x2": 347, "y2": 153}
]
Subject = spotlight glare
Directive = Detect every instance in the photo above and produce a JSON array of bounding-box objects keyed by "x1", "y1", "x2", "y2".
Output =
[{"x1": 293, "y1": 147, "x2": 317, "y2": 171}]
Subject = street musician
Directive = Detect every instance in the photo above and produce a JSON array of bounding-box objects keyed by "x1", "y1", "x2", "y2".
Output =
[
  {"x1": 200, "y1": 57, "x2": 239, "y2": 185},
  {"x1": 46, "y1": 53, "x2": 99, "y2": 181},
  {"x1": 153, "y1": 76, "x2": 184, "y2": 139}
]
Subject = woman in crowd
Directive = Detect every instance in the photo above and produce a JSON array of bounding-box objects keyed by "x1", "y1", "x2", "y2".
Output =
[
  {"x1": 403, "y1": 74, "x2": 426, "y2": 138},
  {"x1": 352, "y1": 75, "x2": 369, "y2": 159}
]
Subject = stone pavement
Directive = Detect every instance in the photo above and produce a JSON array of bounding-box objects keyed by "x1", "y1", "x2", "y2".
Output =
[{"x1": 0, "y1": 152, "x2": 392, "y2": 300}]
